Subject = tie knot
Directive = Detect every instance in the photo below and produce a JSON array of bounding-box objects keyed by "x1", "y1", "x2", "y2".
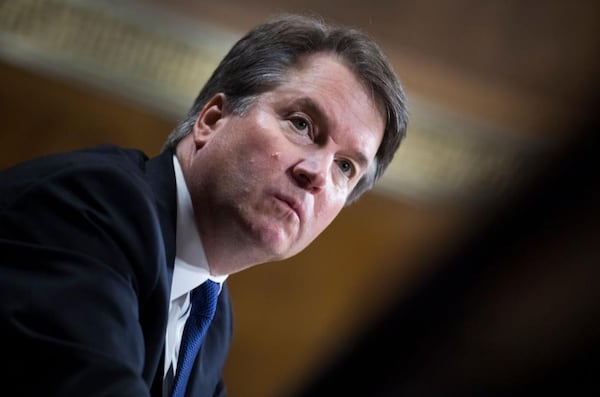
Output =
[{"x1": 190, "y1": 280, "x2": 220, "y2": 319}]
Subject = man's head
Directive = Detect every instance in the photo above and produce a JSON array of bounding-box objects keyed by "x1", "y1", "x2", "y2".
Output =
[
  {"x1": 170, "y1": 14, "x2": 408, "y2": 275},
  {"x1": 165, "y1": 13, "x2": 408, "y2": 204}
]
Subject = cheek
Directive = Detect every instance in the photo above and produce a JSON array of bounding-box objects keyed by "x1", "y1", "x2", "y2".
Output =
[
  {"x1": 312, "y1": 194, "x2": 346, "y2": 232},
  {"x1": 292, "y1": 198, "x2": 344, "y2": 257},
  {"x1": 234, "y1": 113, "x2": 281, "y2": 153}
]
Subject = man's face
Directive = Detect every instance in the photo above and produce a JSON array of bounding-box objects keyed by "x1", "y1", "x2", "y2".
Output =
[{"x1": 186, "y1": 53, "x2": 385, "y2": 274}]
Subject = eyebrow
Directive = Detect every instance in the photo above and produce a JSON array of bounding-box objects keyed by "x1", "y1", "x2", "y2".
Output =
[{"x1": 291, "y1": 97, "x2": 371, "y2": 170}]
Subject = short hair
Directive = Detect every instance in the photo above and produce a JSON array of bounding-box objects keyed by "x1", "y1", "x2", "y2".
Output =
[{"x1": 164, "y1": 13, "x2": 408, "y2": 204}]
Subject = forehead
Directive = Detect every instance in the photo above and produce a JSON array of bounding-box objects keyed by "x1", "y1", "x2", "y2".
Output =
[{"x1": 284, "y1": 53, "x2": 377, "y2": 107}]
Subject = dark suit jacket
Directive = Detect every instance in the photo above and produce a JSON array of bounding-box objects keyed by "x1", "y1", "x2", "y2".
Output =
[{"x1": 0, "y1": 145, "x2": 233, "y2": 397}]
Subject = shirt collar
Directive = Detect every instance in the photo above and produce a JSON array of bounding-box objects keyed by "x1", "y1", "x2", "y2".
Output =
[{"x1": 171, "y1": 155, "x2": 227, "y2": 301}]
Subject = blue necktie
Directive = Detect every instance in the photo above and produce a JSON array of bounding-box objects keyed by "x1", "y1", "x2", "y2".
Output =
[{"x1": 171, "y1": 280, "x2": 220, "y2": 397}]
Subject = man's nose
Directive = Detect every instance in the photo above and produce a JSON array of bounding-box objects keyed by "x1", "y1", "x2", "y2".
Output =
[{"x1": 292, "y1": 152, "x2": 331, "y2": 193}]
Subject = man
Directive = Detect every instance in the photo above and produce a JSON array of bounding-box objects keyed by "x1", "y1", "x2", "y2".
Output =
[{"x1": 0, "y1": 13, "x2": 408, "y2": 397}]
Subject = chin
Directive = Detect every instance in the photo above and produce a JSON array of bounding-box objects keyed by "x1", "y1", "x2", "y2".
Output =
[{"x1": 254, "y1": 226, "x2": 296, "y2": 260}]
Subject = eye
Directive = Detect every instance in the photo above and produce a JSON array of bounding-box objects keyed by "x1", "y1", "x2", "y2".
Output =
[
  {"x1": 336, "y1": 159, "x2": 355, "y2": 178},
  {"x1": 289, "y1": 115, "x2": 313, "y2": 138}
]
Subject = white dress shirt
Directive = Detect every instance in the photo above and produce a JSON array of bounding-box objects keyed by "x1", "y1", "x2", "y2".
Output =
[{"x1": 164, "y1": 155, "x2": 227, "y2": 377}]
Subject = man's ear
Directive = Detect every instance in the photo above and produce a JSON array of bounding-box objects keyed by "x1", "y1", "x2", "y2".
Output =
[{"x1": 192, "y1": 93, "x2": 227, "y2": 147}]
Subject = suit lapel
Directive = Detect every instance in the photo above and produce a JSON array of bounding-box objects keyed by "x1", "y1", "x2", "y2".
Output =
[{"x1": 145, "y1": 149, "x2": 178, "y2": 396}]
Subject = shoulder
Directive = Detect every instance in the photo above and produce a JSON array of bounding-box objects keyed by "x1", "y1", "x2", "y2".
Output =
[
  {"x1": 0, "y1": 145, "x2": 167, "y2": 289},
  {"x1": 0, "y1": 145, "x2": 152, "y2": 210}
]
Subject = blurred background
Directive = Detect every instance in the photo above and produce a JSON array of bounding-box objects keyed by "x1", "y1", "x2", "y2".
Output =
[{"x1": 1, "y1": 1, "x2": 598, "y2": 396}]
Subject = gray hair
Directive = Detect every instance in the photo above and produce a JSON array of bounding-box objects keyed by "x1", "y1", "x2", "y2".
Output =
[{"x1": 164, "y1": 13, "x2": 408, "y2": 204}]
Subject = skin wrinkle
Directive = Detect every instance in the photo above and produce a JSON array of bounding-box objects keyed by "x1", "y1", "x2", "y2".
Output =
[{"x1": 277, "y1": 95, "x2": 372, "y2": 176}]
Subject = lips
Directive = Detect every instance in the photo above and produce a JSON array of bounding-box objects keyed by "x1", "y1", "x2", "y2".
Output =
[{"x1": 275, "y1": 194, "x2": 303, "y2": 221}]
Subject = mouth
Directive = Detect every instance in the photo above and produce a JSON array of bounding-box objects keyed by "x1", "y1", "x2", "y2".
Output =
[{"x1": 275, "y1": 194, "x2": 302, "y2": 221}]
